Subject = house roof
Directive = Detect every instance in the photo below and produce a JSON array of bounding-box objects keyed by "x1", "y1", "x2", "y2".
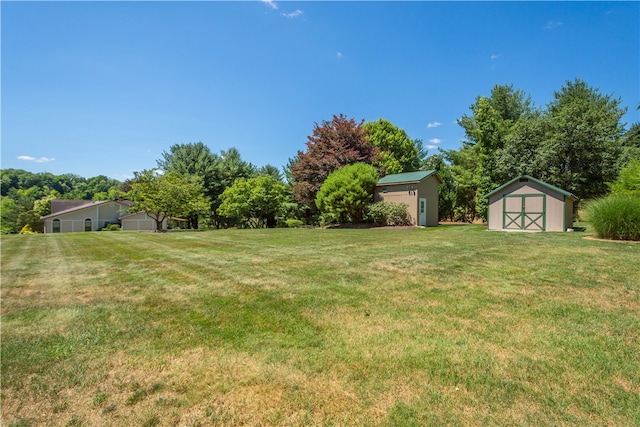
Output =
[
  {"x1": 118, "y1": 211, "x2": 145, "y2": 220},
  {"x1": 41, "y1": 200, "x2": 132, "y2": 220},
  {"x1": 50, "y1": 199, "x2": 95, "y2": 214},
  {"x1": 377, "y1": 170, "x2": 441, "y2": 186},
  {"x1": 483, "y1": 175, "x2": 578, "y2": 201}
]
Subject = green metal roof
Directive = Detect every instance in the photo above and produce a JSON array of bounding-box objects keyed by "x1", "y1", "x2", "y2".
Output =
[
  {"x1": 377, "y1": 170, "x2": 440, "y2": 185},
  {"x1": 483, "y1": 175, "x2": 578, "y2": 200}
]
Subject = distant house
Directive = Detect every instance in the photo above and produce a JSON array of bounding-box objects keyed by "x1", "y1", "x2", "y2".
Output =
[
  {"x1": 374, "y1": 171, "x2": 442, "y2": 227},
  {"x1": 484, "y1": 175, "x2": 578, "y2": 232},
  {"x1": 119, "y1": 211, "x2": 161, "y2": 231},
  {"x1": 41, "y1": 200, "x2": 166, "y2": 233}
]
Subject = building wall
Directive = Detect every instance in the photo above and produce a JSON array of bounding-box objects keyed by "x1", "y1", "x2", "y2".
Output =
[
  {"x1": 374, "y1": 186, "x2": 419, "y2": 225},
  {"x1": 374, "y1": 177, "x2": 439, "y2": 226},
  {"x1": 121, "y1": 212, "x2": 160, "y2": 231},
  {"x1": 487, "y1": 181, "x2": 571, "y2": 232},
  {"x1": 43, "y1": 201, "x2": 129, "y2": 233},
  {"x1": 417, "y1": 177, "x2": 440, "y2": 227},
  {"x1": 487, "y1": 193, "x2": 504, "y2": 230}
]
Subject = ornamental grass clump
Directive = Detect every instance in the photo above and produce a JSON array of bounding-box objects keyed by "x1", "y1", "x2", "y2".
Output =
[{"x1": 586, "y1": 195, "x2": 640, "y2": 241}]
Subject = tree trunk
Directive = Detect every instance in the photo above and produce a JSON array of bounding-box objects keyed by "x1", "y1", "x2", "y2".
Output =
[{"x1": 188, "y1": 214, "x2": 199, "y2": 229}]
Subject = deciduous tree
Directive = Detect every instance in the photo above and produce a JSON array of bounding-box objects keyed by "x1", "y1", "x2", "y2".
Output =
[
  {"x1": 33, "y1": 191, "x2": 61, "y2": 217},
  {"x1": 362, "y1": 118, "x2": 425, "y2": 175},
  {"x1": 457, "y1": 85, "x2": 533, "y2": 219},
  {"x1": 1, "y1": 197, "x2": 20, "y2": 234},
  {"x1": 126, "y1": 170, "x2": 210, "y2": 231},
  {"x1": 543, "y1": 78, "x2": 626, "y2": 199},
  {"x1": 157, "y1": 142, "x2": 219, "y2": 228},
  {"x1": 217, "y1": 175, "x2": 287, "y2": 228},
  {"x1": 157, "y1": 143, "x2": 255, "y2": 228},
  {"x1": 444, "y1": 146, "x2": 481, "y2": 223},
  {"x1": 495, "y1": 113, "x2": 549, "y2": 181},
  {"x1": 617, "y1": 122, "x2": 640, "y2": 169},
  {"x1": 609, "y1": 159, "x2": 640, "y2": 196},
  {"x1": 291, "y1": 114, "x2": 378, "y2": 212}
]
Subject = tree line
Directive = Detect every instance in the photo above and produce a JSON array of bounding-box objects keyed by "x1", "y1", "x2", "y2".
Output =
[
  {"x1": 1, "y1": 171, "x2": 122, "y2": 233},
  {"x1": 126, "y1": 115, "x2": 428, "y2": 230},
  {"x1": 2, "y1": 78, "x2": 638, "y2": 232},
  {"x1": 435, "y1": 79, "x2": 639, "y2": 222}
]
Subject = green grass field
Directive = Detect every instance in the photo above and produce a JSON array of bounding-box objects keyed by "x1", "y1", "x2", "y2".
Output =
[{"x1": 1, "y1": 225, "x2": 639, "y2": 426}]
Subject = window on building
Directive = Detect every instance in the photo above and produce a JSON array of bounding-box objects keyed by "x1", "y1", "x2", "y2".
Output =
[
  {"x1": 84, "y1": 218, "x2": 92, "y2": 232},
  {"x1": 52, "y1": 219, "x2": 61, "y2": 233}
]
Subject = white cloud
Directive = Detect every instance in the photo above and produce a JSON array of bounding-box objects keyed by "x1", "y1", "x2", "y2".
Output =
[
  {"x1": 429, "y1": 138, "x2": 442, "y2": 144},
  {"x1": 490, "y1": 54, "x2": 500, "y2": 60},
  {"x1": 261, "y1": 0, "x2": 278, "y2": 10},
  {"x1": 427, "y1": 122, "x2": 442, "y2": 128},
  {"x1": 426, "y1": 145, "x2": 438, "y2": 150},
  {"x1": 545, "y1": 20, "x2": 563, "y2": 30},
  {"x1": 282, "y1": 9, "x2": 303, "y2": 18},
  {"x1": 18, "y1": 155, "x2": 55, "y2": 163},
  {"x1": 336, "y1": 51, "x2": 343, "y2": 58}
]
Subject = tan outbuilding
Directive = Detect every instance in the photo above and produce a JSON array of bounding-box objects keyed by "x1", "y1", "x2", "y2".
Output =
[
  {"x1": 41, "y1": 200, "x2": 167, "y2": 233},
  {"x1": 484, "y1": 175, "x2": 578, "y2": 232},
  {"x1": 374, "y1": 170, "x2": 442, "y2": 227}
]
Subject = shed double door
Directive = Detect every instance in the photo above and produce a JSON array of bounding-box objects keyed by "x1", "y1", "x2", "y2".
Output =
[{"x1": 503, "y1": 194, "x2": 546, "y2": 231}]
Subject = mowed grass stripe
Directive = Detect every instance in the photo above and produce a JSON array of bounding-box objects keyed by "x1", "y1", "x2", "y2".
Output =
[{"x1": 1, "y1": 226, "x2": 639, "y2": 426}]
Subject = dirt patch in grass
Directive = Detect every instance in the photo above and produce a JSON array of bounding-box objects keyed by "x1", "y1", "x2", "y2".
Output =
[{"x1": 323, "y1": 223, "x2": 419, "y2": 230}]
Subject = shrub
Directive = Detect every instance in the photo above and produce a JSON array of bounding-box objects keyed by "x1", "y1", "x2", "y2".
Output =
[
  {"x1": 316, "y1": 163, "x2": 378, "y2": 224},
  {"x1": 366, "y1": 202, "x2": 412, "y2": 226},
  {"x1": 19, "y1": 224, "x2": 35, "y2": 234},
  {"x1": 285, "y1": 219, "x2": 303, "y2": 228},
  {"x1": 586, "y1": 195, "x2": 640, "y2": 241},
  {"x1": 319, "y1": 212, "x2": 340, "y2": 227},
  {"x1": 101, "y1": 224, "x2": 121, "y2": 231},
  {"x1": 609, "y1": 158, "x2": 640, "y2": 196},
  {"x1": 277, "y1": 202, "x2": 306, "y2": 227}
]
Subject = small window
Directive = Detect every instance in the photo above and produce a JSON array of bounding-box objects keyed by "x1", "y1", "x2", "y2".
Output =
[
  {"x1": 382, "y1": 186, "x2": 388, "y2": 193},
  {"x1": 84, "y1": 218, "x2": 92, "y2": 232},
  {"x1": 420, "y1": 200, "x2": 425, "y2": 214},
  {"x1": 52, "y1": 219, "x2": 61, "y2": 233}
]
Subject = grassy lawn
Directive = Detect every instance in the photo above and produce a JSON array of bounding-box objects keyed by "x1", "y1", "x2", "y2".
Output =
[{"x1": 1, "y1": 225, "x2": 639, "y2": 426}]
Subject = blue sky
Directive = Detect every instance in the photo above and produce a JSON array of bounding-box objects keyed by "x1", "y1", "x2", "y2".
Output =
[{"x1": 2, "y1": 1, "x2": 638, "y2": 181}]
